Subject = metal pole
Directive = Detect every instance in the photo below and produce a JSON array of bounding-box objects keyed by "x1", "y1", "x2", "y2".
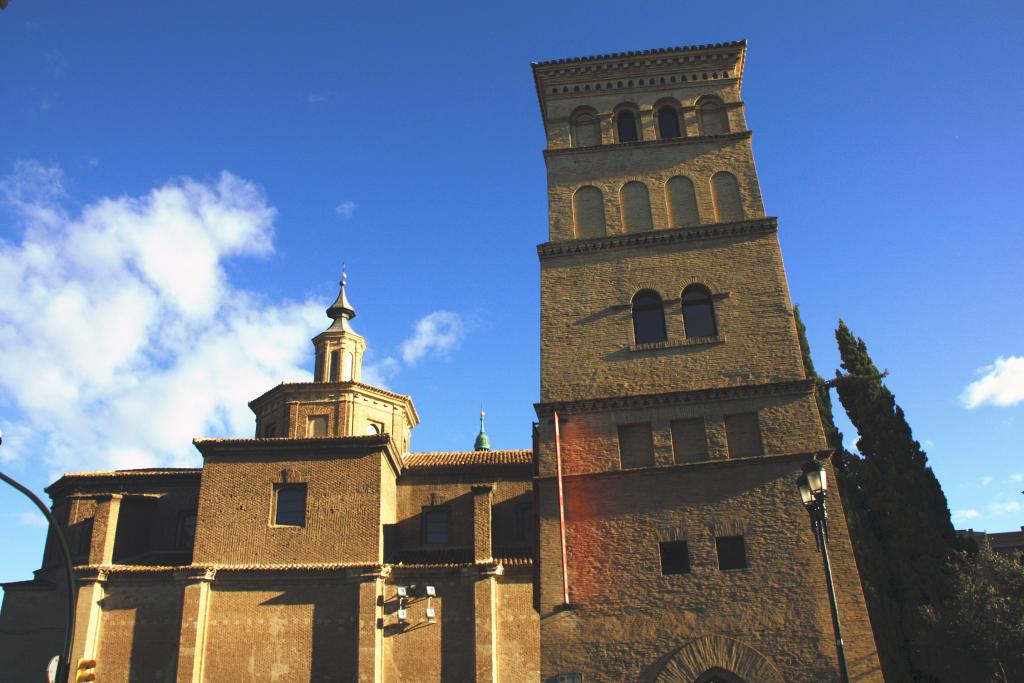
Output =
[
  {"x1": 0, "y1": 469, "x2": 77, "y2": 683},
  {"x1": 816, "y1": 508, "x2": 850, "y2": 683}
]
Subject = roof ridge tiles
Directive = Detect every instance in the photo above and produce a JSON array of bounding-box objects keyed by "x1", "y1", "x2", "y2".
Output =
[{"x1": 533, "y1": 40, "x2": 746, "y2": 67}]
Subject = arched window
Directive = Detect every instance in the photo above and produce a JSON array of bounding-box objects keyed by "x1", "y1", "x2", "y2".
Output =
[
  {"x1": 632, "y1": 290, "x2": 667, "y2": 345},
  {"x1": 694, "y1": 669, "x2": 748, "y2": 683},
  {"x1": 572, "y1": 186, "x2": 606, "y2": 239},
  {"x1": 711, "y1": 171, "x2": 744, "y2": 222},
  {"x1": 666, "y1": 175, "x2": 700, "y2": 227},
  {"x1": 682, "y1": 285, "x2": 717, "y2": 339},
  {"x1": 616, "y1": 109, "x2": 639, "y2": 142},
  {"x1": 658, "y1": 106, "x2": 681, "y2": 139},
  {"x1": 620, "y1": 181, "x2": 653, "y2": 233},
  {"x1": 570, "y1": 108, "x2": 601, "y2": 147},
  {"x1": 697, "y1": 97, "x2": 730, "y2": 136}
]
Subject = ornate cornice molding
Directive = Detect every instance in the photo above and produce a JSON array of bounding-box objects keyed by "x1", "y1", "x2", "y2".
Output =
[
  {"x1": 538, "y1": 216, "x2": 778, "y2": 260},
  {"x1": 534, "y1": 378, "x2": 814, "y2": 417},
  {"x1": 543, "y1": 130, "x2": 751, "y2": 158}
]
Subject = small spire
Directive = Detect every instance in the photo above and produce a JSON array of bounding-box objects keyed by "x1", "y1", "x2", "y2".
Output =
[
  {"x1": 474, "y1": 410, "x2": 491, "y2": 452},
  {"x1": 325, "y1": 264, "x2": 356, "y2": 332}
]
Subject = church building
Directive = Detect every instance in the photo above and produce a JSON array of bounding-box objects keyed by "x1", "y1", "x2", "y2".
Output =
[{"x1": 1, "y1": 40, "x2": 884, "y2": 682}]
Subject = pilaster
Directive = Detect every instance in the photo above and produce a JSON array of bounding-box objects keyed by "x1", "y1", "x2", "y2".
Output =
[
  {"x1": 173, "y1": 567, "x2": 216, "y2": 683},
  {"x1": 88, "y1": 494, "x2": 121, "y2": 564},
  {"x1": 473, "y1": 564, "x2": 503, "y2": 683},
  {"x1": 353, "y1": 567, "x2": 388, "y2": 683},
  {"x1": 68, "y1": 568, "x2": 107, "y2": 683},
  {"x1": 471, "y1": 484, "x2": 494, "y2": 564}
]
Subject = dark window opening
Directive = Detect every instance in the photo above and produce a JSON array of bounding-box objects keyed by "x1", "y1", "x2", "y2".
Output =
[
  {"x1": 616, "y1": 110, "x2": 638, "y2": 142},
  {"x1": 632, "y1": 290, "x2": 667, "y2": 344},
  {"x1": 422, "y1": 507, "x2": 450, "y2": 544},
  {"x1": 716, "y1": 535, "x2": 748, "y2": 570},
  {"x1": 514, "y1": 502, "x2": 533, "y2": 543},
  {"x1": 329, "y1": 349, "x2": 341, "y2": 382},
  {"x1": 274, "y1": 484, "x2": 307, "y2": 527},
  {"x1": 681, "y1": 286, "x2": 716, "y2": 338},
  {"x1": 658, "y1": 106, "x2": 681, "y2": 139},
  {"x1": 659, "y1": 541, "x2": 690, "y2": 575},
  {"x1": 177, "y1": 511, "x2": 197, "y2": 549},
  {"x1": 617, "y1": 423, "x2": 655, "y2": 469}
]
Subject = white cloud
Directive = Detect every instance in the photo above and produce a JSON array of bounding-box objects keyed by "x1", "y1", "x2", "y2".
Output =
[
  {"x1": 307, "y1": 92, "x2": 330, "y2": 105},
  {"x1": 335, "y1": 201, "x2": 356, "y2": 220},
  {"x1": 400, "y1": 311, "x2": 464, "y2": 365},
  {"x1": 981, "y1": 476, "x2": 994, "y2": 487},
  {"x1": 961, "y1": 356, "x2": 1024, "y2": 409},
  {"x1": 987, "y1": 499, "x2": 1023, "y2": 516},
  {"x1": 953, "y1": 509, "x2": 982, "y2": 524},
  {"x1": 0, "y1": 162, "x2": 324, "y2": 474},
  {"x1": 1010, "y1": 473, "x2": 1023, "y2": 483},
  {"x1": 16, "y1": 511, "x2": 49, "y2": 528}
]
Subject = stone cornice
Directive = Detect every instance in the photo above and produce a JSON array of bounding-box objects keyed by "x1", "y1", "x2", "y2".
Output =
[
  {"x1": 537, "y1": 216, "x2": 778, "y2": 261},
  {"x1": 534, "y1": 378, "x2": 814, "y2": 417},
  {"x1": 533, "y1": 449, "x2": 832, "y2": 484},
  {"x1": 533, "y1": 40, "x2": 746, "y2": 69},
  {"x1": 543, "y1": 130, "x2": 751, "y2": 158},
  {"x1": 46, "y1": 469, "x2": 201, "y2": 497},
  {"x1": 248, "y1": 380, "x2": 420, "y2": 426}
]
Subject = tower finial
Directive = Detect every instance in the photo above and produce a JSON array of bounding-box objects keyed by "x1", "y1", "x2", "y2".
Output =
[
  {"x1": 474, "y1": 409, "x2": 491, "y2": 452},
  {"x1": 325, "y1": 265, "x2": 357, "y2": 332}
]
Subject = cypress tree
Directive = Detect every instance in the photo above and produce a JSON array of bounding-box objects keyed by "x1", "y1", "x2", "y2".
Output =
[
  {"x1": 793, "y1": 308, "x2": 912, "y2": 681},
  {"x1": 833, "y1": 320, "x2": 958, "y2": 680}
]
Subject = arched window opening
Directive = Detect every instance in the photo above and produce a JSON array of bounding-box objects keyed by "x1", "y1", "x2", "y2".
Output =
[
  {"x1": 616, "y1": 109, "x2": 639, "y2": 142},
  {"x1": 620, "y1": 181, "x2": 653, "y2": 233},
  {"x1": 711, "y1": 171, "x2": 744, "y2": 223},
  {"x1": 571, "y1": 109, "x2": 602, "y2": 147},
  {"x1": 658, "y1": 106, "x2": 681, "y2": 139},
  {"x1": 694, "y1": 669, "x2": 748, "y2": 683},
  {"x1": 572, "y1": 186, "x2": 607, "y2": 239},
  {"x1": 666, "y1": 176, "x2": 700, "y2": 227},
  {"x1": 682, "y1": 285, "x2": 717, "y2": 339},
  {"x1": 632, "y1": 290, "x2": 667, "y2": 345},
  {"x1": 697, "y1": 97, "x2": 730, "y2": 136}
]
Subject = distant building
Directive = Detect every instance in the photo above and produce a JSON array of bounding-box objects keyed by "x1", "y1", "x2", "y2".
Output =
[
  {"x1": 958, "y1": 527, "x2": 1024, "y2": 558},
  {"x1": 1, "y1": 41, "x2": 884, "y2": 682}
]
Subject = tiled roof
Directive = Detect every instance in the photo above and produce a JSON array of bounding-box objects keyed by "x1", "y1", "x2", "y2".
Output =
[
  {"x1": 57, "y1": 467, "x2": 200, "y2": 479},
  {"x1": 533, "y1": 40, "x2": 746, "y2": 67},
  {"x1": 402, "y1": 450, "x2": 534, "y2": 469}
]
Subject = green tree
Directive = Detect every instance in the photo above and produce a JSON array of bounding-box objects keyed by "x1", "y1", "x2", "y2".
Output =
[
  {"x1": 793, "y1": 308, "x2": 912, "y2": 681},
  {"x1": 917, "y1": 543, "x2": 1024, "y2": 682},
  {"x1": 833, "y1": 320, "x2": 959, "y2": 680}
]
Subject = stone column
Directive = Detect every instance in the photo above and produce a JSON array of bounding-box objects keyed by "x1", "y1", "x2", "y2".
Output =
[
  {"x1": 68, "y1": 568, "x2": 107, "y2": 683},
  {"x1": 174, "y1": 567, "x2": 216, "y2": 683},
  {"x1": 471, "y1": 485, "x2": 494, "y2": 564},
  {"x1": 473, "y1": 564, "x2": 503, "y2": 683},
  {"x1": 639, "y1": 107, "x2": 657, "y2": 141},
  {"x1": 353, "y1": 567, "x2": 388, "y2": 683}
]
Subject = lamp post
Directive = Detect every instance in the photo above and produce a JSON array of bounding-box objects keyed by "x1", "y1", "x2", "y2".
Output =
[
  {"x1": 797, "y1": 458, "x2": 850, "y2": 683},
  {"x1": 0, "y1": 431, "x2": 77, "y2": 683}
]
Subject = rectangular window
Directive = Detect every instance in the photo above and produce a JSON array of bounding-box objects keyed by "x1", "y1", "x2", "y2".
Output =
[
  {"x1": 617, "y1": 423, "x2": 655, "y2": 469},
  {"x1": 659, "y1": 541, "x2": 690, "y2": 575},
  {"x1": 176, "y1": 511, "x2": 198, "y2": 549},
  {"x1": 329, "y1": 349, "x2": 341, "y2": 382},
  {"x1": 724, "y1": 412, "x2": 763, "y2": 458},
  {"x1": 306, "y1": 415, "x2": 328, "y2": 438},
  {"x1": 716, "y1": 535, "x2": 748, "y2": 570},
  {"x1": 514, "y1": 501, "x2": 533, "y2": 543},
  {"x1": 671, "y1": 418, "x2": 709, "y2": 463},
  {"x1": 274, "y1": 484, "x2": 307, "y2": 527},
  {"x1": 422, "y1": 507, "x2": 450, "y2": 544}
]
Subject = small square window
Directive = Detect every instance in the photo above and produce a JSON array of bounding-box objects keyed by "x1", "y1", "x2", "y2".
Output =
[
  {"x1": 422, "y1": 507, "x2": 450, "y2": 544},
  {"x1": 724, "y1": 413, "x2": 762, "y2": 458},
  {"x1": 659, "y1": 541, "x2": 690, "y2": 575},
  {"x1": 306, "y1": 415, "x2": 328, "y2": 437},
  {"x1": 716, "y1": 535, "x2": 748, "y2": 570},
  {"x1": 274, "y1": 484, "x2": 307, "y2": 527},
  {"x1": 618, "y1": 423, "x2": 655, "y2": 469}
]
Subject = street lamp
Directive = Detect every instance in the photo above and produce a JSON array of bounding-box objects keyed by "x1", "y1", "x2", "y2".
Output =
[{"x1": 797, "y1": 458, "x2": 850, "y2": 683}]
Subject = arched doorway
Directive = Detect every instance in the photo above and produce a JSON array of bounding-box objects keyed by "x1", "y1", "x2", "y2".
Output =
[{"x1": 654, "y1": 635, "x2": 785, "y2": 683}]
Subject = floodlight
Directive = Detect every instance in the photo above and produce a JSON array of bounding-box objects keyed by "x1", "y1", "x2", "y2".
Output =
[
  {"x1": 425, "y1": 585, "x2": 436, "y2": 597},
  {"x1": 396, "y1": 586, "x2": 408, "y2": 598},
  {"x1": 397, "y1": 608, "x2": 408, "y2": 622},
  {"x1": 425, "y1": 607, "x2": 437, "y2": 621}
]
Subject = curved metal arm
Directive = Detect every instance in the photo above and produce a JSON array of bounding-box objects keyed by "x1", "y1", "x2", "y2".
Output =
[{"x1": 0, "y1": 469, "x2": 76, "y2": 683}]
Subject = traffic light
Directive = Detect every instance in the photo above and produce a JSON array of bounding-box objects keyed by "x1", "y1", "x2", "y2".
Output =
[{"x1": 76, "y1": 658, "x2": 97, "y2": 682}]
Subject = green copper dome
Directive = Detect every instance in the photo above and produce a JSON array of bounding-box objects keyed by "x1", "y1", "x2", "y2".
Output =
[{"x1": 474, "y1": 411, "x2": 491, "y2": 451}]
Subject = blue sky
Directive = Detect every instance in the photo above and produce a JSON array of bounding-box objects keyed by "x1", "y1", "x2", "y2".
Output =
[{"x1": 1, "y1": 1, "x2": 1022, "y2": 583}]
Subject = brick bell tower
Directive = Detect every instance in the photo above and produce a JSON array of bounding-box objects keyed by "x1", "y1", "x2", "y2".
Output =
[{"x1": 531, "y1": 42, "x2": 884, "y2": 682}]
